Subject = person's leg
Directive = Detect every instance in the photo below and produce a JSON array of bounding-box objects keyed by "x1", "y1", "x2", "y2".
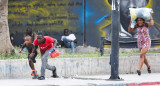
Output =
[
  {"x1": 63, "y1": 38, "x2": 71, "y2": 48},
  {"x1": 40, "y1": 50, "x2": 50, "y2": 77},
  {"x1": 28, "y1": 52, "x2": 38, "y2": 79},
  {"x1": 44, "y1": 50, "x2": 57, "y2": 77},
  {"x1": 139, "y1": 48, "x2": 148, "y2": 70},
  {"x1": 144, "y1": 55, "x2": 150, "y2": 68},
  {"x1": 70, "y1": 42, "x2": 76, "y2": 53},
  {"x1": 144, "y1": 55, "x2": 151, "y2": 73},
  {"x1": 40, "y1": 50, "x2": 57, "y2": 79},
  {"x1": 38, "y1": 51, "x2": 49, "y2": 80},
  {"x1": 28, "y1": 54, "x2": 35, "y2": 70}
]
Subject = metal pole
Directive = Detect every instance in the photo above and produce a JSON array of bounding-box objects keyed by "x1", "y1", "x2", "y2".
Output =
[
  {"x1": 83, "y1": 0, "x2": 86, "y2": 47},
  {"x1": 100, "y1": 36, "x2": 105, "y2": 56},
  {"x1": 109, "y1": 0, "x2": 121, "y2": 80}
]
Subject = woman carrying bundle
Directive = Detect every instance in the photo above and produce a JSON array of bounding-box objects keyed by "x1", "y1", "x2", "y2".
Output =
[{"x1": 128, "y1": 12, "x2": 154, "y2": 75}]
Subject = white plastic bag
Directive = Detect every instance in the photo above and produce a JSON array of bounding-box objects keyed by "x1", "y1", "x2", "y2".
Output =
[
  {"x1": 129, "y1": 8, "x2": 153, "y2": 28},
  {"x1": 129, "y1": 8, "x2": 153, "y2": 21}
]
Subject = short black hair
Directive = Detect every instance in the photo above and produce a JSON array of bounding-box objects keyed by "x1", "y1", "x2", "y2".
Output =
[
  {"x1": 24, "y1": 35, "x2": 32, "y2": 41},
  {"x1": 64, "y1": 29, "x2": 69, "y2": 35},
  {"x1": 64, "y1": 29, "x2": 69, "y2": 32},
  {"x1": 26, "y1": 27, "x2": 32, "y2": 36}
]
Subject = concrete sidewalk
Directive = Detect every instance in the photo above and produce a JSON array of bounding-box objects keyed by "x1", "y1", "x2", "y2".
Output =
[{"x1": 0, "y1": 73, "x2": 160, "y2": 86}]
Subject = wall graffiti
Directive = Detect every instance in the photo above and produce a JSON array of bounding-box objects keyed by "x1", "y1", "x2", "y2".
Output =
[
  {"x1": 9, "y1": 0, "x2": 160, "y2": 48},
  {"x1": 8, "y1": 0, "x2": 84, "y2": 46},
  {"x1": 85, "y1": 0, "x2": 160, "y2": 47}
]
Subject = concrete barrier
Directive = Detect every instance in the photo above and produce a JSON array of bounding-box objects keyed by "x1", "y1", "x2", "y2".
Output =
[
  {"x1": 0, "y1": 54, "x2": 160, "y2": 79},
  {"x1": 56, "y1": 46, "x2": 98, "y2": 54}
]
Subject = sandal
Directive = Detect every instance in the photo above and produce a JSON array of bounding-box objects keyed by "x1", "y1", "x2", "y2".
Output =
[
  {"x1": 148, "y1": 66, "x2": 151, "y2": 73},
  {"x1": 137, "y1": 70, "x2": 141, "y2": 76}
]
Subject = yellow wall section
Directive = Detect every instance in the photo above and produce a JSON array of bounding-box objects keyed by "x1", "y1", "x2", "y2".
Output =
[
  {"x1": 145, "y1": 0, "x2": 153, "y2": 8},
  {"x1": 8, "y1": 0, "x2": 77, "y2": 31},
  {"x1": 105, "y1": 0, "x2": 111, "y2": 9}
]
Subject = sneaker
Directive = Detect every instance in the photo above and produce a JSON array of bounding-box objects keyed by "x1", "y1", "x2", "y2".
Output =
[
  {"x1": 148, "y1": 66, "x2": 151, "y2": 73},
  {"x1": 33, "y1": 74, "x2": 39, "y2": 79},
  {"x1": 52, "y1": 74, "x2": 59, "y2": 78},
  {"x1": 31, "y1": 71, "x2": 37, "y2": 76},
  {"x1": 32, "y1": 71, "x2": 39, "y2": 79},
  {"x1": 38, "y1": 76, "x2": 45, "y2": 80},
  {"x1": 137, "y1": 70, "x2": 141, "y2": 76},
  {"x1": 31, "y1": 71, "x2": 34, "y2": 76},
  {"x1": 52, "y1": 67, "x2": 58, "y2": 78}
]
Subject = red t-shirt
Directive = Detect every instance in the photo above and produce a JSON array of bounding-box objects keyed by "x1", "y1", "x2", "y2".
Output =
[{"x1": 34, "y1": 36, "x2": 54, "y2": 53}]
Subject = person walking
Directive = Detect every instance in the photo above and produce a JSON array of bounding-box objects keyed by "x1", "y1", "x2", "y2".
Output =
[
  {"x1": 30, "y1": 32, "x2": 58, "y2": 80},
  {"x1": 128, "y1": 12, "x2": 154, "y2": 75},
  {"x1": 19, "y1": 35, "x2": 39, "y2": 79}
]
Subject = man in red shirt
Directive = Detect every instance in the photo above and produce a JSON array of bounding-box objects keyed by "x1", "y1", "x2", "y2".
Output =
[{"x1": 30, "y1": 32, "x2": 58, "y2": 80}]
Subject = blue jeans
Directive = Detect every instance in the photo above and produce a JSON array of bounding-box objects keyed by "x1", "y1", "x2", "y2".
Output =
[{"x1": 63, "y1": 38, "x2": 76, "y2": 53}]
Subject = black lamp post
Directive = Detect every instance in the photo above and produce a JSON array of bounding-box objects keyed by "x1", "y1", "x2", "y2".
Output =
[{"x1": 109, "y1": 0, "x2": 121, "y2": 80}]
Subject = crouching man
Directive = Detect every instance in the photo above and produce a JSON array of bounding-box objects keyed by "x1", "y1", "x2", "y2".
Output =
[{"x1": 30, "y1": 32, "x2": 58, "y2": 80}]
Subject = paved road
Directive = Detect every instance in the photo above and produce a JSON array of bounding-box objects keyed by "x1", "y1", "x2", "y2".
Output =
[{"x1": 0, "y1": 73, "x2": 160, "y2": 86}]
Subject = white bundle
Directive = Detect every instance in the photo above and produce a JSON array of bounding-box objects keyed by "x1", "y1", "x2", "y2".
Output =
[{"x1": 129, "y1": 8, "x2": 153, "y2": 28}]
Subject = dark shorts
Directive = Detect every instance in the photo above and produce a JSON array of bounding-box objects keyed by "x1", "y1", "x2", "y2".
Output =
[{"x1": 28, "y1": 51, "x2": 37, "y2": 63}]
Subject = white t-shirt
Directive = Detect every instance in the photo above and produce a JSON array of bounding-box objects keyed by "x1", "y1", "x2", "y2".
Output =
[{"x1": 61, "y1": 34, "x2": 76, "y2": 41}]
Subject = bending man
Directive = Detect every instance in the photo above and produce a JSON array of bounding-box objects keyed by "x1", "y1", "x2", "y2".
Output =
[{"x1": 30, "y1": 32, "x2": 58, "y2": 80}]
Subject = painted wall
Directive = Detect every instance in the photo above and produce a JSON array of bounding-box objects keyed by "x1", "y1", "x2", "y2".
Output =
[
  {"x1": 8, "y1": 0, "x2": 84, "y2": 46},
  {"x1": 9, "y1": 0, "x2": 160, "y2": 48},
  {"x1": 85, "y1": 0, "x2": 160, "y2": 47}
]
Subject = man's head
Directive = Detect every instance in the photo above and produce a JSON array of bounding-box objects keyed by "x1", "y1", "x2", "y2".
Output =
[
  {"x1": 26, "y1": 28, "x2": 32, "y2": 36},
  {"x1": 37, "y1": 32, "x2": 45, "y2": 44},
  {"x1": 24, "y1": 36, "x2": 32, "y2": 45},
  {"x1": 64, "y1": 29, "x2": 69, "y2": 36}
]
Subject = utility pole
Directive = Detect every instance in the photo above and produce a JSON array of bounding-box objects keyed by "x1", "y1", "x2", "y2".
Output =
[
  {"x1": 109, "y1": 0, "x2": 121, "y2": 80},
  {"x1": 83, "y1": 0, "x2": 86, "y2": 47}
]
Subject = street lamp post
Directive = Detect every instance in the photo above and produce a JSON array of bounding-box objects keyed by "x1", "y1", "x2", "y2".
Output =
[{"x1": 109, "y1": 0, "x2": 121, "y2": 80}]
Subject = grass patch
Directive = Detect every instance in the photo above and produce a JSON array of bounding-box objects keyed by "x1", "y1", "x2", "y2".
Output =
[
  {"x1": 0, "y1": 47, "x2": 107, "y2": 60},
  {"x1": 0, "y1": 52, "x2": 27, "y2": 60},
  {"x1": 0, "y1": 47, "x2": 160, "y2": 60},
  {"x1": 0, "y1": 51, "x2": 107, "y2": 60},
  {"x1": 0, "y1": 47, "x2": 41, "y2": 60},
  {"x1": 58, "y1": 52, "x2": 108, "y2": 58}
]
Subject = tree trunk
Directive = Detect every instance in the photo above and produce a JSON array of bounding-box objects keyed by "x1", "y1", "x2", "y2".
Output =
[{"x1": 0, "y1": 0, "x2": 14, "y2": 53}]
